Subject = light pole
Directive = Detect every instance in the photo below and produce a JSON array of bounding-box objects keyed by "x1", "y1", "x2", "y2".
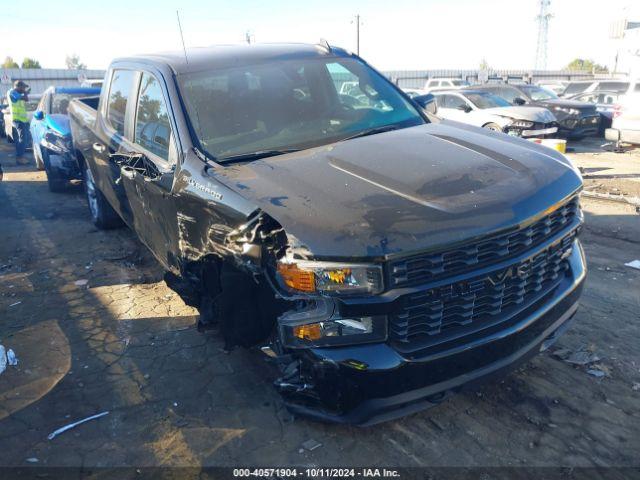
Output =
[{"x1": 352, "y1": 14, "x2": 362, "y2": 55}]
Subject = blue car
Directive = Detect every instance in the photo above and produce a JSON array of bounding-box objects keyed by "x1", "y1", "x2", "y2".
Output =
[{"x1": 30, "y1": 86, "x2": 100, "y2": 191}]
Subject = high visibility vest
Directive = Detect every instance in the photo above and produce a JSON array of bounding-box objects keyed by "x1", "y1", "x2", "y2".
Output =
[{"x1": 8, "y1": 90, "x2": 28, "y2": 123}]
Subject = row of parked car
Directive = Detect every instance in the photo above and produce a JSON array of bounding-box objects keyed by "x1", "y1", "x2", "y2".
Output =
[
  {"x1": 2, "y1": 86, "x2": 101, "y2": 191},
  {"x1": 3, "y1": 71, "x2": 639, "y2": 195},
  {"x1": 404, "y1": 77, "x2": 640, "y2": 144}
]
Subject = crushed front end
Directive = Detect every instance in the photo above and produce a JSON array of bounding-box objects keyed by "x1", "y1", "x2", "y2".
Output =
[
  {"x1": 270, "y1": 196, "x2": 586, "y2": 425},
  {"x1": 503, "y1": 120, "x2": 559, "y2": 138},
  {"x1": 40, "y1": 131, "x2": 81, "y2": 181}
]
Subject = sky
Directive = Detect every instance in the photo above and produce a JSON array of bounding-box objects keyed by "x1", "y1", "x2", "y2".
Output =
[{"x1": 2, "y1": 0, "x2": 638, "y2": 71}]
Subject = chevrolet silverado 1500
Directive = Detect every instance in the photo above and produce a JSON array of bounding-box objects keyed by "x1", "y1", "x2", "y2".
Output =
[{"x1": 68, "y1": 44, "x2": 586, "y2": 425}]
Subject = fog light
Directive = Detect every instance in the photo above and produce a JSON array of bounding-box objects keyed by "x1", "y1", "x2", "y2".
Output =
[
  {"x1": 293, "y1": 323, "x2": 323, "y2": 341},
  {"x1": 282, "y1": 315, "x2": 387, "y2": 348}
]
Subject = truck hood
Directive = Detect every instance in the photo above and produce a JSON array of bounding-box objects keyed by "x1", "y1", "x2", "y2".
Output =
[
  {"x1": 214, "y1": 122, "x2": 582, "y2": 259},
  {"x1": 534, "y1": 99, "x2": 597, "y2": 113},
  {"x1": 44, "y1": 114, "x2": 71, "y2": 136},
  {"x1": 482, "y1": 106, "x2": 556, "y2": 123}
]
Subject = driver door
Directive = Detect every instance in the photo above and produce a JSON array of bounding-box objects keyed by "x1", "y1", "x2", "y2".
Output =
[
  {"x1": 436, "y1": 94, "x2": 473, "y2": 122},
  {"x1": 116, "y1": 71, "x2": 178, "y2": 269}
]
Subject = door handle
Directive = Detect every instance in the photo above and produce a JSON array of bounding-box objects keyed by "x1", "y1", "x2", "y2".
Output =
[{"x1": 92, "y1": 143, "x2": 105, "y2": 153}]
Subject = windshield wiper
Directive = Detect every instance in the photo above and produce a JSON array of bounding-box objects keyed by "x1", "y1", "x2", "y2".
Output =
[
  {"x1": 340, "y1": 124, "x2": 401, "y2": 142},
  {"x1": 217, "y1": 148, "x2": 301, "y2": 163}
]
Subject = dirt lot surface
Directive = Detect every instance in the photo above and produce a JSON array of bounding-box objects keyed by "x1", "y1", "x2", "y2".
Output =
[{"x1": 0, "y1": 139, "x2": 639, "y2": 470}]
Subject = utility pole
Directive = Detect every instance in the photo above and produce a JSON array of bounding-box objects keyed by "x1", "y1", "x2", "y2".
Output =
[
  {"x1": 534, "y1": 0, "x2": 552, "y2": 70},
  {"x1": 352, "y1": 14, "x2": 362, "y2": 55}
]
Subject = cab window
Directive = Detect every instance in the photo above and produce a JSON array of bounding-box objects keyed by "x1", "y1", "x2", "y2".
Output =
[
  {"x1": 495, "y1": 86, "x2": 521, "y2": 104},
  {"x1": 134, "y1": 72, "x2": 172, "y2": 161},
  {"x1": 441, "y1": 94, "x2": 467, "y2": 109},
  {"x1": 107, "y1": 70, "x2": 135, "y2": 136}
]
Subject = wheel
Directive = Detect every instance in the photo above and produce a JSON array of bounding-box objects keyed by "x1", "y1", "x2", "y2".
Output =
[
  {"x1": 40, "y1": 149, "x2": 65, "y2": 192},
  {"x1": 483, "y1": 123, "x2": 503, "y2": 132},
  {"x1": 83, "y1": 163, "x2": 123, "y2": 229},
  {"x1": 33, "y1": 143, "x2": 45, "y2": 170},
  {"x1": 47, "y1": 175, "x2": 66, "y2": 192}
]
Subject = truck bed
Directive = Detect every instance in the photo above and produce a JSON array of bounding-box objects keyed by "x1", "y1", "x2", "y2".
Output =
[{"x1": 69, "y1": 96, "x2": 100, "y2": 160}]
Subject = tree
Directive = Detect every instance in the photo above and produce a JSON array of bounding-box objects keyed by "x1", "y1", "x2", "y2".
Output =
[
  {"x1": 2, "y1": 56, "x2": 19, "y2": 68},
  {"x1": 21, "y1": 57, "x2": 41, "y2": 69},
  {"x1": 65, "y1": 54, "x2": 86, "y2": 70},
  {"x1": 564, "y1": 58, "x2": 608, "y2": 73},
  {"x1": 479, "y1": 58, "x2": 491, "y2": 70}
]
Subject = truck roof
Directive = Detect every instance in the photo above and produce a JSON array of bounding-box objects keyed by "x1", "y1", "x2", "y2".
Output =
[{"x1": 113, "y1": 43, "x2": 352, "y2": 75}]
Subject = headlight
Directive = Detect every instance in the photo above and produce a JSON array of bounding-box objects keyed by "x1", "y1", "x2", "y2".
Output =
[
  {"x1": 278, "y1": 299, "x2": 387, "y2": 348},
  {"x1": 43, "y1": 131, "x2": 71, "y2": 153},
  {"x1": 554, "y1": 106, "x2": 580, "y2": 116},
  {"x1": 510, "y1": 120, "x2": 534, "y2": 128},
  {"x1": 283, "y1": 315, "x2": 387, "y2": 348},
  {"x1": 276, "y1": 260, "x2": 383, "y2": 296}
]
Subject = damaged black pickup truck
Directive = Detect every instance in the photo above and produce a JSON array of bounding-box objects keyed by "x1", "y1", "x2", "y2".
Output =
[{"x1": 68, "y1": 44, "x2": 586, "y2": 425}]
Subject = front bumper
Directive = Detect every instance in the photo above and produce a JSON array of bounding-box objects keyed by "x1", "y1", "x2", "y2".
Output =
[
  {"x1": 558, "y1": 114, "x2": 600, "y2": 138},
  {"x1": 280, "y1": 241, "x2": 586, "y2": 425},
  {"x1": 41, "y1": 144, "x2": 81, "y2": 180},
  {"x1": 605, "y1": 127, "x2": 640, "y2": 145},
  {"x1": 504, "y1": 122, "x2": 558, "y2": 138}
]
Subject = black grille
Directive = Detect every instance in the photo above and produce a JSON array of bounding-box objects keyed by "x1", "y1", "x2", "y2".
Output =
[
  {"x1": 388, "y1": 197, "x2": 580, "y2": 288},
  {"x1": 389, "y1": 232, "x2": 576, "y2": 345}
]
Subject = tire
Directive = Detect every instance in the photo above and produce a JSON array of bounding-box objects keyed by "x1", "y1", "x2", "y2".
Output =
[
  {"x1": 33, "y1": 143, "x2": 45, "y2": 170},
  {"x1": 83, "y1": 162, "x2": 123, "y2": 229},
  {"x1": 41, "y1": 149, "x2": 65, "y2": 192},
  {"x1": 483, "y1": 123, "x2": 503, "y2": 132},
  {"x1": 47, "y1": 175, "x2": 66, "y2": 193}
]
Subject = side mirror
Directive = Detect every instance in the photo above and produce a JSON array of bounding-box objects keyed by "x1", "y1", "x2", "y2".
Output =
[
  {"x1": 513, "y1": 97, "x2": 526, "y2": 106},
  {"x1": 413, "y1": 93, "x2": 437, "y2": 115},
  {"x1": 457, "y1": 104, "x2": 472, "y2": 113},
  {"x1": 33, "y1": 110, "x2": 44, "y2": 121}
]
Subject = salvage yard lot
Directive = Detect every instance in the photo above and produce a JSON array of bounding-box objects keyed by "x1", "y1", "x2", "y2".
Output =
[{"x1": 0, "y1": 139, "x2": 639, "y2": 468}]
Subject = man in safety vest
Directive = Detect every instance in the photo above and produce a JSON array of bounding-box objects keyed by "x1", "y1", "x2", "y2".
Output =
[{"x1": 7, "y1": 80, "x2": 31, "y2": 164}]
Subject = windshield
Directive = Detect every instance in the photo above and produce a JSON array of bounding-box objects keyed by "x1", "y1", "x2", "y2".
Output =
[
  {"x1": 178, "y1": 57, "x2": 425, "y2": 162},
  {"x1": 520, "y1": 85, "x2": 558, "y2": 101},
  {"x1": 465, "y1": 92, "x2": 511, "y2": 109},
  {"x1": 25, "y1": 100, "x2": 40, "y2": 112},
  {"x1": 451, "y1": 80, "x2": 470, "y2": 87},
  {"x1": 51, "y1": 93, "x2": 95, "y2": 115}
]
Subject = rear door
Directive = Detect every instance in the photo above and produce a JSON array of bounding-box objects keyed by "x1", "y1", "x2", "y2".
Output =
[
  {"x1": 91, "y1": 68, "x2": 138, "y2": 225},
  {"x1": 117, "y1": 70, "x2": 179, "y2": 268}
]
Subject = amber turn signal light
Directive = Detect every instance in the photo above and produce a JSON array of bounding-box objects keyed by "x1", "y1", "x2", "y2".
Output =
[
  {"x1": 277, "y1": 263, "x2": 316, "y2": 293},
  {"x1": 292, "y1": 323, "x2": 322, "y2": 341}
]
